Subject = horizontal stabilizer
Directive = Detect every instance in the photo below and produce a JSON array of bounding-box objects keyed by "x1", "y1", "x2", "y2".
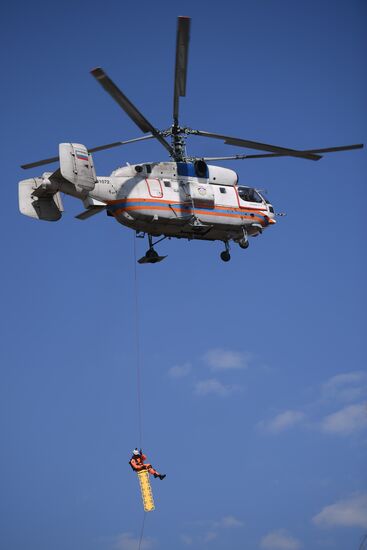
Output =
[{"x1": 75, "y1": 206, "x2": 106, "y2": 220}]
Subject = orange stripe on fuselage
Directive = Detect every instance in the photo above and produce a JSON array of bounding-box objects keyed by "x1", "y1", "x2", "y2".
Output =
[
  {"x1": 106, "y1": 197, "x2": 268, "y2": 213},
  {"x1": 113, "y1": 204, "x2": 267, "y2": 225}
]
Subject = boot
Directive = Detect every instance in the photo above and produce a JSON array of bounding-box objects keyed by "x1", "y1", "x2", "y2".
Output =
[{"x1": 159, "y1": 474, "x2": 166, "y2": 480}]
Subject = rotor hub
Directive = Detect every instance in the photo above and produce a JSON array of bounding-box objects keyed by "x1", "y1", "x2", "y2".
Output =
[{"x1": 170, "y1": 125, "x2": 187, "y2": 161}]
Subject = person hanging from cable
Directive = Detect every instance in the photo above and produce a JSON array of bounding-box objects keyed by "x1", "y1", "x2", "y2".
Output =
[{"x1": 129, "y1": 449, "x2": 166, "y2": 480}]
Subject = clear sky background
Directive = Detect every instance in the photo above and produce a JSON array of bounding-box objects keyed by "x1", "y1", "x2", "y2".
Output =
[{"x1": 1, "y1": 1, "x2": 366, "y2": 549}]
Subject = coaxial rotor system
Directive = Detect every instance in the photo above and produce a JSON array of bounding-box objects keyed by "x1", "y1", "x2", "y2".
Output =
[{"x1": 21, "y1": 16, "x2": 363, "y2": 171}]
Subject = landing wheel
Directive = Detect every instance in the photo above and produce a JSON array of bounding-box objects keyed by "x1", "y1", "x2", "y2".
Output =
[
  {"x1": 220, "y1": 251, "x2": 231, "y2": 262},
  {"x1": 239, "y1": 239, "x2": 249, "y2": 249}
]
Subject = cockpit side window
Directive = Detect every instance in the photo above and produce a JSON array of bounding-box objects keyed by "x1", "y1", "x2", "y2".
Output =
[{"x1": 238, "y1": 186, "x2": 263, "y2": 203}]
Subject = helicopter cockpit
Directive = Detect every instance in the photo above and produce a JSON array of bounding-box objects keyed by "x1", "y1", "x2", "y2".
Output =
[{"x1": 237, "y1": 186, "x2": 264, "y2": 203}]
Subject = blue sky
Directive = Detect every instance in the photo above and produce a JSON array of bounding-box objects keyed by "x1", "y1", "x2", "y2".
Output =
[{"x1": 1, "y1": 1, "x2": 366, "y2": 549}]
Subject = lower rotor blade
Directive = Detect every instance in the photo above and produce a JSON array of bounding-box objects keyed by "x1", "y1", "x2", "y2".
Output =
[
  {"x1": 20, "y1": 135, "x2": 155, "y2": 170},
  {"x1": 21, "y1": 155, "x2": 60, "y2": 170},
  {"x1": 192, "y1": 130, "x2": 322, "y2": 161},
  {"x1": 88, "y1": 135, "x2": 154, "y2": 153},
  {"x1": 202, "y1": 143, "x2": 363, "y2": 161},
  {"x1": 245, "y1": 143, "x2": 364, "y2": 158}
]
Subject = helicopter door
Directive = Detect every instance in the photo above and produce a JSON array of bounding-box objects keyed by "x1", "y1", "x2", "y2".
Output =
[
  {"x1": 146, "y1": 178, "x2": 163, "y2": 198},
  {"x1": 190, "y1": 182, "x2": 215, "y2": 209}
]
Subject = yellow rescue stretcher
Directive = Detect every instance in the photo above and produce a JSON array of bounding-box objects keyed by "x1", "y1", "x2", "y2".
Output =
[{"x1": 137, "y1": 469, "x2": 155, "y2": 512}]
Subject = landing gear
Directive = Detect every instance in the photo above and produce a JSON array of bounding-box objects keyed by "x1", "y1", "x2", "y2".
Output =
[
  {"x1": 220, "y1": 241, "x2": 231, "y2": 262},
  {"x1": 238, "y1": 238, "x2": 249, "y2": 249},
  {"x1": 237, "y1": 228, "x2": 249, "y2": 249},
  {"x1": 138, "y1": 234, "x2": 167, "y2": 264}
]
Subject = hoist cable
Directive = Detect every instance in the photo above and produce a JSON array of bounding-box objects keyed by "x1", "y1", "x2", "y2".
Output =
[
  {"x1": 132, "y1": 236, "x2": 148, "y2": 550},
  {"x1": 133, "y1": 235, "x2": 143, "y2": 449},
  {"x1": 138, "y1": 512, "x2": 146, "y2": 550}
]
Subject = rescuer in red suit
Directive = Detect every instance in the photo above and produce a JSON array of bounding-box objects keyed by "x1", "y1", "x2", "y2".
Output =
[{"x1": 129, "y1": 449, "x2": 166, "y2": 480}]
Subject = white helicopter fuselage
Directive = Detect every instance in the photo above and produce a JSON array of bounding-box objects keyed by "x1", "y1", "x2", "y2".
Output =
[
  {"x1": 18, "y1": 145, "x2": 276, "y2": 259},
  {"x1": 91, "y1": 161, "x2": 275, "y2": 242}
]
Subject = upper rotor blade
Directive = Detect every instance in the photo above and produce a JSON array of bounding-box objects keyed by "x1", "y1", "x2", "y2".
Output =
[
  {"x1": 300, "y1": 144, "x2": 364, "y2": 154},
  {"x1": 173, "y1": 16, "x2": 191, "y2": 122},
  {"x1": 192, "y1": 130, "x2": 322, "y2": 161},
  {"x1": 20, "y1": 135, "x2": 155, "y2": 170},
  {"x1": 91, "y1": 67, "x2": 174, "y2": 156}
]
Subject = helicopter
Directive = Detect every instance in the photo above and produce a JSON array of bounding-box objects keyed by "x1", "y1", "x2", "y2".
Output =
[{"x1": 18, "y1": 16, "x2": 363, "y2": 263}]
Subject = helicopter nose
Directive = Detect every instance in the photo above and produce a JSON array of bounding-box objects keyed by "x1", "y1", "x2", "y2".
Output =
[{"x1": 266, "y1": 205, "x2": 276, "y2": 224}]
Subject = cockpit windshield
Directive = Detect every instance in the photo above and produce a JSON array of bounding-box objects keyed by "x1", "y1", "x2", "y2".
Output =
[
  {"x1": 237, "y1": 186, "x2": 263, "y2": 203},
  {"x1": 257, "y1": 190, "x2": 270, "y2": 204}
]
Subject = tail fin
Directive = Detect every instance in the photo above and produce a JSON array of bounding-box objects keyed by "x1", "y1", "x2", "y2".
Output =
[{"x1": 59, "y1": 143, "x2": 97, "y2": 192}]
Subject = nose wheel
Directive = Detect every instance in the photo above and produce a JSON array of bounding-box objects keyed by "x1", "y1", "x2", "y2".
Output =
[
  {"x1": 237, "y1": 228, "x2": 249, "y2": 249},
  {"x1": 220, "y1": 241, "x2": 231, "y2": 262},
  {"x1": 238, "y1": 238, "x2": 249, "y2": 249}
]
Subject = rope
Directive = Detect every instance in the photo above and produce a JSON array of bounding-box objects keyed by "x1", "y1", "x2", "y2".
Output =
[
  {"x1": 132, "y1": 235, "x2": 147, "y2": 550},
  {"x1": 138, "y1": 512, "x2": 146, "y2": 550},
  {"x1": 133, "y1": 235, "x2": 143, "y2": 448}
]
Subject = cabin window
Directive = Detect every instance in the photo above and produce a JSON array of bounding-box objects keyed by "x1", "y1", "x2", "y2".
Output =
[
  {"x1": 220, "y1": 187, "x2": 226, "y2": 194},
  {"x1": 164, "y1": 180, "x2": 171, "y2": 188},
  {"x1": 145, "y1": 164, "x2": 152, "y2": 173}
]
